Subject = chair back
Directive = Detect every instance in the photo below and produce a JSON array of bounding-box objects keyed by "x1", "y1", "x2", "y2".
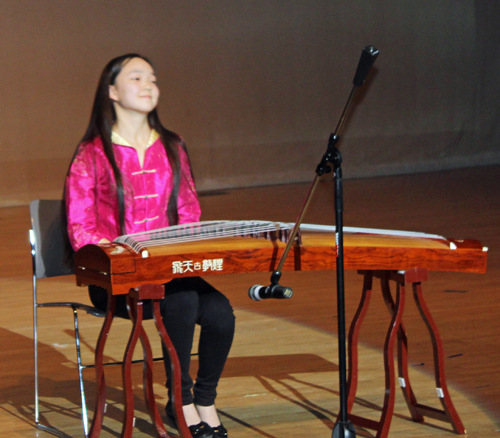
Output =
[{"x1": 30, "y1": 200, "x2": 74, "y2": 279}]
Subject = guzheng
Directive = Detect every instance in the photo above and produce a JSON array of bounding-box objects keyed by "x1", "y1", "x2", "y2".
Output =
[
  {"x1": 74, "y1": 221, "x2": 488, "y2": 438},
  {"x1": 74, "y1": 220, "x2": 488, "y2": 295}
]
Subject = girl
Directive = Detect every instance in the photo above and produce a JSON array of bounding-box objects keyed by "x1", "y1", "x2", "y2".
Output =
[{"x1": 65, "y1": 54, "x2": 234, "y2": 438}]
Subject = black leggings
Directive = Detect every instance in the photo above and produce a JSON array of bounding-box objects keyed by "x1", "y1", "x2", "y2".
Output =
[{"x1": 89, "y1": 277, "x2": 235, "y2": 407}]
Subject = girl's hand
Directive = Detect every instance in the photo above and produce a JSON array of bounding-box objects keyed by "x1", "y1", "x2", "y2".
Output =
[{"x1": 98, "y1": 238, "x2": 111, "y2": 245}]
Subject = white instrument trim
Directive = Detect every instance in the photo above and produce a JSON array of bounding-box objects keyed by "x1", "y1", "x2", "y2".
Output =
[{"x1": 300, "y1": 223, "x2": 448, "y2": 241}]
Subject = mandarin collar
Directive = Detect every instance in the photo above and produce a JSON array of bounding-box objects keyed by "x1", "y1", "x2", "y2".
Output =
[{"x1": 111, "y1": 130, "x2": 160, "y2": 147}]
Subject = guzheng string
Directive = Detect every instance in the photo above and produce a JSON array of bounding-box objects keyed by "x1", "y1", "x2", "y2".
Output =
[
  {"x1": 113, "y1": 221, "x2": 452, "y2": 254},
  {"x1": 113, "y1": 220, "x2": 295, "y2": 254}
]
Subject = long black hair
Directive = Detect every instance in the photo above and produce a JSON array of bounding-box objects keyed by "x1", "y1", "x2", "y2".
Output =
[{"x1": 70, "y1": 53, "x2": 183, "y2": 233}]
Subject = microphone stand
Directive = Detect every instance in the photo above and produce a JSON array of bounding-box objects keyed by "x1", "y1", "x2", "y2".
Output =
[{"x1": 262, "y1": 46, "x2": 379, "y2": 438}]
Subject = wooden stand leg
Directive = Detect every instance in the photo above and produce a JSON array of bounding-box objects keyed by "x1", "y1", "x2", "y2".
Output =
[
  {"x1": 121, "y1": 292, "x2": 141, "y2": 438},
  {"x1": 343, "y1": 268, "x2": 465, "y2": 436},
  {"x1": 343, "y1": 270, "x2": 405, "y2": 438},
  {"x1": 377, "y1": 271, "x2": 406, "y2": 438},
  {"x1": 89, "y1": 293, "x2": 116, "y2": 438},
  {"x1": 124, "y1": 285, "x2": 172, "y2": 438},
  {"x1": 379, "y1": 273, "x2": 424, "y2": 423},
  {"x1": 153, "y1": 298, "x2": 192, "y2": 438},
  {"x1": 346, "y1": 271, "x2": 374, "y2": 412},
  {"x1": 411, "y1": 281, "x2": 466, "y2": 434}
]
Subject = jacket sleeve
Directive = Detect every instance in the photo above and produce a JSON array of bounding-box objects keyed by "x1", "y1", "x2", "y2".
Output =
[
  {"x1": 176, "y1": 146, "x2": 202, "y2": 224},
  {"x1": 65, "y1": 144, "x2": 107, "y2": 251}
]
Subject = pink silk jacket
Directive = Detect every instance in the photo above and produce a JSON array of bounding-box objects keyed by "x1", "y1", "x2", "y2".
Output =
[{"x1": 65, "y1": 135, "x2": 201, "y2": 251}]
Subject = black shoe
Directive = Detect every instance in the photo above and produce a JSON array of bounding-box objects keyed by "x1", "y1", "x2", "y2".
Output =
[
  {"x1": 189, "y1": 421, "x2": 214, "y2": 438},
  {"x1": 212, "y1": 423, "x2": 228, "y2": 438}
]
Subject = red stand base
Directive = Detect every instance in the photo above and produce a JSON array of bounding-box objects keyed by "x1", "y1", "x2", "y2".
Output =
[
  {"x1": 89, "y1": 284, "x2": 192, "y2": 438},
  {"x1": 340, "y1": 269, "x2": 465, "y2": 438}
]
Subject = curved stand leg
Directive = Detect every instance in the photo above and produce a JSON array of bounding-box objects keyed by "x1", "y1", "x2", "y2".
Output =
[
  {"x1": 121, "y1": 293, "x2": 141, "y2": 437},
  {"x1": 377, "y1": 271, "x2": 405, "y2": 438},
  {"x1": 343, "y1": 271, "x2": 405, "y2": 438},
  {"x1": 123, "y1": 285, "x2": 172, "y2": 438},
  {"x1": 346, "y1": 271, "x2": 373, "y2": 412},
  {"x1": 89, "y1": 293, "x2": 116, "y2": 438},
  {"x1": 412, "y1": 282, "x2": 466, "y2": 434},
  {"x1": 379, "y1": 274, "x2": 423, "y2": 423},
  {"x1": 152, "y1": 298, "x2": 192, "y2": 438}
]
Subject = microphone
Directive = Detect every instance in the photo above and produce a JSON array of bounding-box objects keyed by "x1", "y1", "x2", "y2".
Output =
[
  {"x1": 248, "y1": 284, "x2": 293, "y2": 301},
  {"x1": 353, "y1": 45, "x2": 379, "y2": 87}
]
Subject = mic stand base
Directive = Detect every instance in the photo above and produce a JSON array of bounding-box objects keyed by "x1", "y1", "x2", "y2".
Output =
[{"x1": 332, "y1": 421, "x2": 356, "y2": 438}]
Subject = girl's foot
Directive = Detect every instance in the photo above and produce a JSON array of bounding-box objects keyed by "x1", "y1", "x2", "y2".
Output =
[
  {"x1": 188, "y1": 422, "x2": 214, "y2": 438},
  {"x1": 212, "y1": 423, "x2": 228, "y2": 438},
  {"x1": 196, "y1": 405, "x2": 227, "y2": 437},
  {"x1": 181, "y1": 404, "x2": 214, "y2": 438}
]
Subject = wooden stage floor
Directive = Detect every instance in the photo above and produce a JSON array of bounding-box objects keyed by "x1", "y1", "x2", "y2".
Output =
[{"x1": 0, "y1": 165, "x2": 499, "y2": 437}]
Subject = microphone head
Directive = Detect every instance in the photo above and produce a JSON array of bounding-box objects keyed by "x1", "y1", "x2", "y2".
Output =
[
  {"x1": 353, "y1": 45, "x2": 379, "y2": 87},
  {"x1": 248, "y1": 285, "x2": 264, "y2": 301},
  {"x1": 248, "y1": 284, "x2": 293, "y2": 300}
]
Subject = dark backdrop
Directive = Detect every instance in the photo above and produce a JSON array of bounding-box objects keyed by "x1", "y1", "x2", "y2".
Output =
[{"x1": 0, "y1": 1, "x2": 498, "y2": 206}]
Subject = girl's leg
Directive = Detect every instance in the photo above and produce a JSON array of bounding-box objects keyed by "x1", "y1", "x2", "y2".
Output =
[
  {"x1": 160, "y1": 280, "x2": 199, "y2": 408},
  {"x1": 193, "y1": 279, "x2": 235, "y2": 421},
  {"x1": 160, "y1": 277, "x2": 235, "y2": 428}
]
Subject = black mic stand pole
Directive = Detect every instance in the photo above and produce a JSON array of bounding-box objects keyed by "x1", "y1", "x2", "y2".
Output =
[
  {"x1": 262, "y1": 46, "x2": 379, "y2": 438},
  {"x1": 325, "y1": 46, "x2": 379, "y2": 438}
]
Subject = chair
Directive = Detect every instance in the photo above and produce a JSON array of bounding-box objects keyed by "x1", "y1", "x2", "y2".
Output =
[
  {"x1": 30, "y1": 199, "x2": 191, "y2": 437},
  {"x1": 30, "y1": 199, "x2": 106, "y2": 438}
]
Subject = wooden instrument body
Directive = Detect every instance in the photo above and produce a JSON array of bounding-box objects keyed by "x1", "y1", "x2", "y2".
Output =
[{"x1": 74, "y1": 230, "x2": 487, "y2": 295}]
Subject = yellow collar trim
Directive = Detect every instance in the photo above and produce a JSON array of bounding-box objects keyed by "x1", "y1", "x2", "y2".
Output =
[{"x1": 111, "y1": 130, "x2": 159, "y2": 147}]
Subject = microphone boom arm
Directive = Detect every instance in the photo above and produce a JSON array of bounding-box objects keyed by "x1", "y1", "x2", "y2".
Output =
[{"x1": 271, "y1": 45, "x2": 379, "y2": 284}]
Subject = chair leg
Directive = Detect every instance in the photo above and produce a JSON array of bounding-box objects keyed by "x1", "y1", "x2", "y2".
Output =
[
  {"x1": 31, "y1": 230, "x2": 40, "y2": 427},
  {"x1": 33, "y1": 296, "x2": 40, "y2": 428},
  {"x1": 33, "y1": 301, "x2": 78, "y2": 438},
  {"x1": 72, "y1": 307, "x2": 90, "y2": 438}
]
